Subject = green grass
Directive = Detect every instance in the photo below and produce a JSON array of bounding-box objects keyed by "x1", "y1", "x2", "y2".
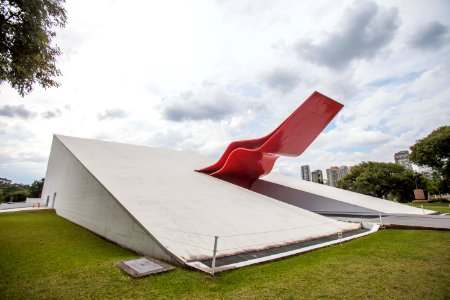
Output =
[
  {"x1": 407, "y1": 202, "x2": 450, "y2": 213},
  {"x1": 1, "y1": 210, "x2": 449, "y2": 299}
]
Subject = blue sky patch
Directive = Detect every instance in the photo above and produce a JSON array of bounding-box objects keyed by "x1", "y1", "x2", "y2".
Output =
[{"x1": 369, "y1": 70, "x2": 426, "y2": 87}]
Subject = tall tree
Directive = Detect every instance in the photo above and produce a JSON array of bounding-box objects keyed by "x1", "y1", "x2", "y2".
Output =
[
  {"x1": 0, "y1": 0, "x2": 67, "y2": 96},
  {"x1": 29, "y1": 178, "x2": 44, "y2": 198},
  {"x1": 410, "y1": 125, "x2": 450, "y2": 192},
  {"x1": 337, "y1": 162, "x2": 419, "y2": 202}
]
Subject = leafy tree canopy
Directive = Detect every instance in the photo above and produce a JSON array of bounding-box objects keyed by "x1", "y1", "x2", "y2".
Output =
[
  {"x1": 0, "y1": 177, "x2": 12, "y2": 186},
  {"x1": 0, "y1": 178, "x2": 29, "y2": 202},
  {"x1": 0, "y1": 0, "x2": 67, "y2": 96},
  {"x1": 337, "y1": 161, "x2": 422, "y2": 202},
  {"x1": 410, "y1": 125, "x2": 450, "y2": 192},
  {"x1": 29, "y1": 178, "x2": 44, "y2": 198},
  {"x1": 0, "y1": 177, "x2": 44, "y2": 202}
]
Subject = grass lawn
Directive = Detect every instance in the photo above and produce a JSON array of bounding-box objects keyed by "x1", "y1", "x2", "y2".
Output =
[
  {"x1": 407, "y1": 202, "x2": 450, "y2": 214},
  {"x1": 0, "y1": 210, "x2": 449, "y2": 300}
]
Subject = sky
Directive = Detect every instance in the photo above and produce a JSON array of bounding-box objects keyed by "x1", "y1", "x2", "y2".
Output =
[{"x1": 1, "y1": 0, "x2": 450, "y2": 184}]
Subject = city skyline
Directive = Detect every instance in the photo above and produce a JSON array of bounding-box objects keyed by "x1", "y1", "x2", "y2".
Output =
[{"x1": 303, "y1": 148, "x2": 425, "y2": 185}]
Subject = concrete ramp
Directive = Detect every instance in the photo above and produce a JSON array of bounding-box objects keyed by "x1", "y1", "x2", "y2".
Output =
[{"x1": 253, "y1": 173, "x2": 435, "y2": 216}]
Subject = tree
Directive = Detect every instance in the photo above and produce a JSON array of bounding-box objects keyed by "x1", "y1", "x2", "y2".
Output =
[
  {"x1": 337, "y1": 162, "x2": 420, "y2": 202},
  {"x1": 0, "y1": 0, "x2": 67, "y2": 96},
  {"x1": 0, "y1": 177, "x2": 12, "y2": 187},
  {"x1": 0, "y1": 177, "x2": 45, "y2": 202},
  {"x1": 426, "y1": 173, "x2": 441, "y2": 196},
  {"x1": 0, "y1": 178, "x2": 30, "y2": 202},
  {"x1": 410, "y1": 125, "x2": 450, "y2": 192},
  {"x1": 29, "y1": 178, "x2": 44, "y2": 198}
]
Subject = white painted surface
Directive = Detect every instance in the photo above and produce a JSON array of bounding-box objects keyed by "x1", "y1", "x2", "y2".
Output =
[
  {"x1": 0, "y1": 206, "x2": 51, "y2": 213},
  {"x1": 257, "y1": 173, "x2": 434, "y2": 215},
  {"x1": 26, "y1": 198, "x2": 46, "y2": 206},
  {"x1": 45, "y1": 135, "x2": 359, "y2": 263},
  {"x1": 42, "y1": 137, "x2": 178, "y2": 264}
]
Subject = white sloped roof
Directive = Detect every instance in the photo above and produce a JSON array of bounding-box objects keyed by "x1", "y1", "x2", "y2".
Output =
[
  {"x1": 260, "y1": 173, "x2": 434, "y2": 215},
  {"x1": 56, "y1": 135, "x2": 359, "y2": 262}
]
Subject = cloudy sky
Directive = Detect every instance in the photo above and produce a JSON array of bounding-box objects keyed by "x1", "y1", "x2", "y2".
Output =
[{"x1": 1, "y1": 0, "x2": 449, "y2": 184}]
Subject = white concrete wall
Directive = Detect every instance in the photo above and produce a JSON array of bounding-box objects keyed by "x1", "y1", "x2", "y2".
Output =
[
  {"x1": 42, "y1": 136, "x2": 179, "y2": 265},
  {"x1": 26, "y1": 198, "x2": 46, "y2": 206}
]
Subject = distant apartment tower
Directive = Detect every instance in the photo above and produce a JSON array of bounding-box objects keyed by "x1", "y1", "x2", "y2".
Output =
[
  {"x1": 301, "y1": 165, "x2": 311, "y2": 181},
  {"x1": 311, "y1": 170, "x2": 323, "y2": 184},
  {"x1": 394, "y1": 150, "x2": 412, "y2": 170},
  {"x1": 419, "y1": 165, "x2": 433, "y2": 180},
  {"x1": 326, "y1": 166, "x2": 339, "y2": 187},
  {"x1": 338, "y1": 165, "x2": 349, "y2": 179}
]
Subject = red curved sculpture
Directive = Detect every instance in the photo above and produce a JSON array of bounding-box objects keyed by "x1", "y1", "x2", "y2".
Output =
[{"x1": 197, "y1": 91, "x2": 343, "y2": 188}]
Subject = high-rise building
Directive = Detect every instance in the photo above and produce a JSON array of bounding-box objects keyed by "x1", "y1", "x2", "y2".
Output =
[
  {"x1": 326, "y1": 166, "x2": 339, "y2": 187},
  {"x1": 394, "y1": 150, "x2": 412, "y2": 170},
  {"x1": 311, "y1": 169, "x2": 323, "y2": 183},
  {"x1": 419, "y1": 165, "x2": 433, "y2": 180},
  {"x1": 301, "y1": 165, "x2": 310, "y2": 181},
  {"x1": 338, "y1": 165, "x2": 349, "y2": 179}
]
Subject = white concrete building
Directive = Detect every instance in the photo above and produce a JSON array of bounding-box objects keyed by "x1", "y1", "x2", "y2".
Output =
[
  {"x1": 301, "y1": 165, "x2": 310, "y2": 181},
  {"x1": 394, "y1": 150, "x2": 413, "y2": 170},
  {"x1": 42, "y1": 135, "x2": 432, "y2": 273},
  {"x1": 326, "y1": 166, "x2": 339, "y2": 187},
  {"x1": 338, "y1": 166, "x2": 349, "y2": 179},
  {"x1": 311, "y1": 170, "x2": 323, "y2": 183}
]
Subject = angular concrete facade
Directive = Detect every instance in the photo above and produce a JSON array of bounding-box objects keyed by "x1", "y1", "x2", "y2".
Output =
[
  {"x1": 42, "y1": 135, "x2": 363, "y2": 268},
  {"x1": 253, "y1": 173, "x2": 434, "y2": 216},
  {"x1": 42, "y1": 135, "x2": 429, "y2": 272},
  {"x1": 42, "y1": 137, "x2": 176, "y2": 264}
]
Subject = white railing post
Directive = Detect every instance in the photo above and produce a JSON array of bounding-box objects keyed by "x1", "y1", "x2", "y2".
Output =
[
  {"x1": 378, "y1": 211, "x2": 383, "y2": 227},
  {"x1": 211, "y1": 236, "x2": 218, "y2": 276},
  {"x1": 421, "y1": 204, "x2": 425, "y2": 215}
]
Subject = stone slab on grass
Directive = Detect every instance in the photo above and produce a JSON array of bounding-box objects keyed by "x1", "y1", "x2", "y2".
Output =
[{"x1": 118, "y1": 257, "x2": 174, "y2": 278}]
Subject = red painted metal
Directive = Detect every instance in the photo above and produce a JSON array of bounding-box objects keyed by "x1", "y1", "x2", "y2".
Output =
[{"x1": 197, "y1": 91, "x2": 343, "y2": 188}]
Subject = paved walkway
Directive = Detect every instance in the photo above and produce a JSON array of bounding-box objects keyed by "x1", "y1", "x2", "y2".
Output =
[
  {"x1": 334, "y1": 214, "x2": 450, "y2": 230},
  {"x1": 0, "y1": 204, "x2": 51, "y2": 214}
]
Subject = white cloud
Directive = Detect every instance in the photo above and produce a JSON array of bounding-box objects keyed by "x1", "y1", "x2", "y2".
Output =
[
  {"x1": 408, "y1": 21, "x2": 449, "y2": 51},
  {"x1": 0, "y1": 0, "x2": 449, "y2": 184},
  {"x1": 295, "y1": 1, "x2": 400, "y2": 69},
  {"x1": 0, "y1": 105, "x2": 34, "y2": 119},
  {"x1": 160, "y1": 83, "x2": 260, "y2": 122},
  {"x1": 42, "y1": 109, "x2": 62, "y2": 119},
  {"x1": 97, "y1": 109, "x2": 128, "y2": 121},
  {"x1": 262, "y1": 68, "x2": 300, "y2": 94}
]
